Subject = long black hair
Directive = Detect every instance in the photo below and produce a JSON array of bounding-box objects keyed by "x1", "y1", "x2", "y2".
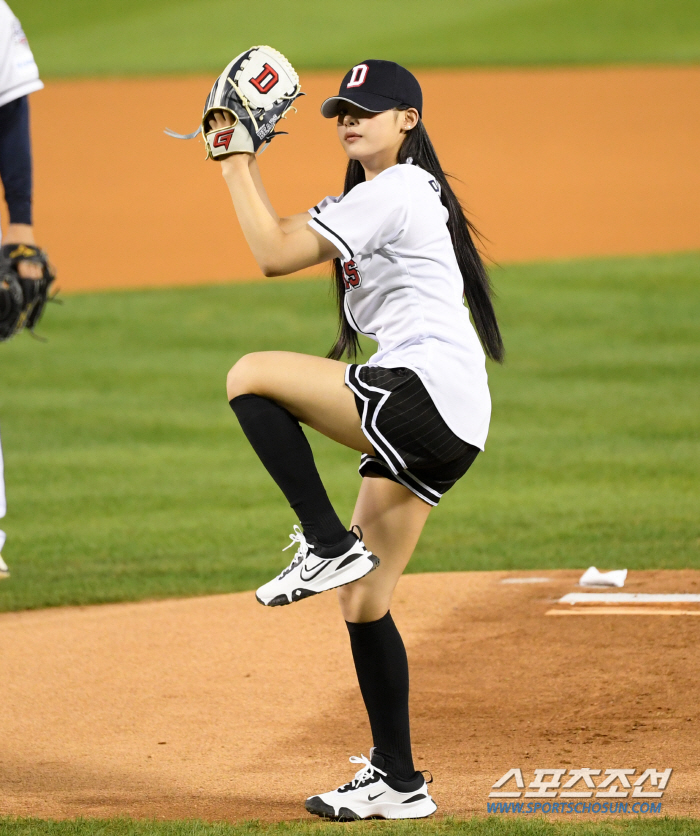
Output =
[{"x1": 327, "y1": 118, "x2": 504, "y2": 363}]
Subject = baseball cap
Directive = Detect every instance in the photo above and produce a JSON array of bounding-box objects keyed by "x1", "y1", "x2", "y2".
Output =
[{"x1": 321, "y1": 60, "x2": 422, "y2": 118}]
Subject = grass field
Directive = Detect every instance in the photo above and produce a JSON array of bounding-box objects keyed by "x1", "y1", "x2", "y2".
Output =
[
  {"x1": 12, "y1": 0, "x2": 700, "y2": 77},
  {"x1": 5, "y1": 6, "x2": 699, "y2": 833},
  {"x1": 2, "y1": 818, "x2": 700, "y2": 836},
  {"x1": 0, "y1": 252, "x2": 697, "y2": 613}
]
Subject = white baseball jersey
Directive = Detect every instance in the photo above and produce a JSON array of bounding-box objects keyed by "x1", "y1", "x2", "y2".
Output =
[
  {"x1": 0, "y1": 1, "x2": 43, "y2": 109},
  {"x1": 308, "y1": 162, "x2": 491, "y2": 449}
]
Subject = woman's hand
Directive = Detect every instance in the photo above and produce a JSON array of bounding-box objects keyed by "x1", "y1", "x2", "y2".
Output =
[
  {"x1": 206, "y1": 110, "x2": 254, "y2": 173},
  {"x1": 4, "y1": 224, "x2": 44, "y2": 279},
  {"x1": 207, "y1": 110, "x2": 233, "y2": 132}
]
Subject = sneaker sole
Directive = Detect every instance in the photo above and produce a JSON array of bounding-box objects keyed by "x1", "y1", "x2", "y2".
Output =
[
  {"x1": 256, "y1": 555, "x2": 380, "y2": 607},
  {"x1": 305, "y1": 794, "x2": 437, "y2": 820}
]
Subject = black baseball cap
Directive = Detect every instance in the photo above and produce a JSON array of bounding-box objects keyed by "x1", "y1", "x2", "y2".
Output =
[{"x1": 321, "y1": 60, "x2": 422, "y2": 118}]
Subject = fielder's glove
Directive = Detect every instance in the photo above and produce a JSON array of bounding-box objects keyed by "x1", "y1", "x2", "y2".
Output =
[
  {"x1": 0, "y1": 267, "x2": 23, "y2": 342},
  {"x1": 165, "y1": 45, "x2": 303, "y2": 159},
  {"x1": 0, "y1": 243, "x2": 57, "y2": 341}
]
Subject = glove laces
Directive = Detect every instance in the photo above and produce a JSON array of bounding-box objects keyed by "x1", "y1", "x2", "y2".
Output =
[
  {"x1": 277, "y1": 525, "x2": 313, "y2": 579},
  {"x1": 345, "y1": 754, "x2": 387, "y2": 789}
]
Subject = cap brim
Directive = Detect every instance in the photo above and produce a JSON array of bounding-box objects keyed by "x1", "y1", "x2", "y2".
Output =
[{"x1": 320, "y1": 91, "x2": 402, "y2": 118}]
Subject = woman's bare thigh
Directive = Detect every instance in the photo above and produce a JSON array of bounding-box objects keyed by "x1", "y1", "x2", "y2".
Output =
[
  {"x1": 337, "y1": 474, "x2": 433, "y2": 622},
  {"x1": 226, "y1": 350, "x2": 373, "y2": 454}
]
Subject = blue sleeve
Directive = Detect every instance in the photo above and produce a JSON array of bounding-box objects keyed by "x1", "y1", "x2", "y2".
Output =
[{"x1": 0, "y1": 96, "x2": 32, "y2": 225}]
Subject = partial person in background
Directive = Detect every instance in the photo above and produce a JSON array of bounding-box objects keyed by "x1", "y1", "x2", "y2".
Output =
[{"x1": 0, "y1": 0, "x2": 53, "y2": 578}]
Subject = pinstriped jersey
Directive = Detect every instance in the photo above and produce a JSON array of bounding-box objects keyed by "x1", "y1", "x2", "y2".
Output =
[{"x1": 308, "y1": 162, "x2": 491, "y2": 449}]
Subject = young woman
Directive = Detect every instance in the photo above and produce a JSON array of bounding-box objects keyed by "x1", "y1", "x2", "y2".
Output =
[{"x1": 211, "y1": 59, "x2": 503, "y2": 821}]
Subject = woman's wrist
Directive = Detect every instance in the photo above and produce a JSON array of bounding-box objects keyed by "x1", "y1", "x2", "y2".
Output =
[
  {"x1": 220, "y1": 153, "x2": 254, "y2": 178},
  {"x1": 5, "y1": 223, "x2": 36, "y2": 245}
]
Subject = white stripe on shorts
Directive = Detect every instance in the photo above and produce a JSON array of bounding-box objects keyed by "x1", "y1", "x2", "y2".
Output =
[
  {"x1": 359, "y1": 454, "x2": 441, "y2": 506},
  {"x1": 345, "y1": 365, "x2": 406, "y2": 474}
]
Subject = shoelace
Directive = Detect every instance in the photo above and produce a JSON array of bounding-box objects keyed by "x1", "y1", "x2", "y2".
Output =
[
  {"x1": 276, "y1": 525, "x2": 314, "y2": 580},
  {"x1": 340, "y1": 754, "x2": 388, "y2": 790}
]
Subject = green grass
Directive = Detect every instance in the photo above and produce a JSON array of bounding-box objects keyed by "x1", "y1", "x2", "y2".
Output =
[
  {"x1": 12, "y1": 0, "x2": 700, "y2": 77},
  {"x1": 2, "y1": 818, "x2": 700, "y2": 836},
  {"x1": 0, "y1": 252, "x2": 698, "y2": 613}
]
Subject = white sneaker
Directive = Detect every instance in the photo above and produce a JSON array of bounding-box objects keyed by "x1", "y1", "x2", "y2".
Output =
[
  {"x1": 0, "y1": 553, "x2": 8, "y2": 578},
  {"x1": 255, "y1": 525, "x2": 379, "y2": 607},
  {"x1": 305, "y1": 751, "x2": 437, "y2": 821}
]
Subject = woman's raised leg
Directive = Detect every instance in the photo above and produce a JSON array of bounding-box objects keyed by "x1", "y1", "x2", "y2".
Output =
[
  {"x1": 228, "y1": 350, "x2": 371, "y2": 550},
  {"x1": 227, "y1": 350, "x2": 380, "y2": 605},
  {"x1": 227, "y1": 350, "x2": 372, "y2": 453}
]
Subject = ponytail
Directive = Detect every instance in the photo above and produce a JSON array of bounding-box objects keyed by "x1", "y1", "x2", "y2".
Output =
[{"x1": 327, "y1": 119, "x2": 504, "y2": 363}]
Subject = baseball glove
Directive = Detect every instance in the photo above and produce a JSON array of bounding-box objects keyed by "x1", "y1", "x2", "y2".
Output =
[
  {"x1": 165, "y1": 45, "x2": 303, "y2": 159},
  {"x1": 0, "y1": 243, "x2": 57, "y2": 341},
  {"x1": 0, "y1": 268, "x2": 23, "y2": 342}
]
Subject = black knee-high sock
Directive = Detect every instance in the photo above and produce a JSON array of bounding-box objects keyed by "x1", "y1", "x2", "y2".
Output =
[
  {"x1": 229, "y1": 394, "x2": 348, "y2": 548},
  {"x1": 346, "y1": 611, "x2": 416, "y2": 781}
]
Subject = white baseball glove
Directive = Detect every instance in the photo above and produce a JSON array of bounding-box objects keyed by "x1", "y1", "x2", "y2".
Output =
[{"x1": 166, "y1": 45, "x2": 303, "y2": 158}]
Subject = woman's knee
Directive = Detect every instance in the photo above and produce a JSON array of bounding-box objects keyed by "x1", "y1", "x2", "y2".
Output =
[
  {"x1": 226, "y1": 353, "x2": 265, "y2": 400},
  {"x1": 337, "y1": 581, "x2": 391, "y2": 624}
]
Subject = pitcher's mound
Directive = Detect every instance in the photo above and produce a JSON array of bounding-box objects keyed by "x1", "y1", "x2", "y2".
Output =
[{"x1": 1, "y1": 570, "x2": 698, "y2": 820}]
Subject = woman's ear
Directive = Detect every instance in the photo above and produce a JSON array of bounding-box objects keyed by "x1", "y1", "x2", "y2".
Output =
[{"x1": 401, "y1": 108, "x2": 420, "y2": 133}]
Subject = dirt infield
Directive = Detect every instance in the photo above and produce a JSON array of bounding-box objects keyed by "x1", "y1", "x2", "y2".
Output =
[
  {"x1": 10, "y1": 66, "x2": 700, "y2": 293},
  {"x1": 1, "y1": 569, "x2": 698, "y2": 821}
]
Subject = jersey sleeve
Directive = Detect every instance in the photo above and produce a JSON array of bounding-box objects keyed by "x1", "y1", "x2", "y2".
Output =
[
  {"x1": 0, "y1": 96, "x2": 33, "y2": 224},
  {"x1": 308, "y1": 172, "x2": 409, "y2": 261},
  {"x1": 308, "y1": 195, "x2": 342, "y2": 217},
  {"x1": 0, "y1": 4, "x2": 43, "y2": 109}
]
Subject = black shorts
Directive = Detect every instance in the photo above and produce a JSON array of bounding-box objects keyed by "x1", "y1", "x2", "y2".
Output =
[{"x1": 345, "y1": 364, "x2": 480, "y2": 505}]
